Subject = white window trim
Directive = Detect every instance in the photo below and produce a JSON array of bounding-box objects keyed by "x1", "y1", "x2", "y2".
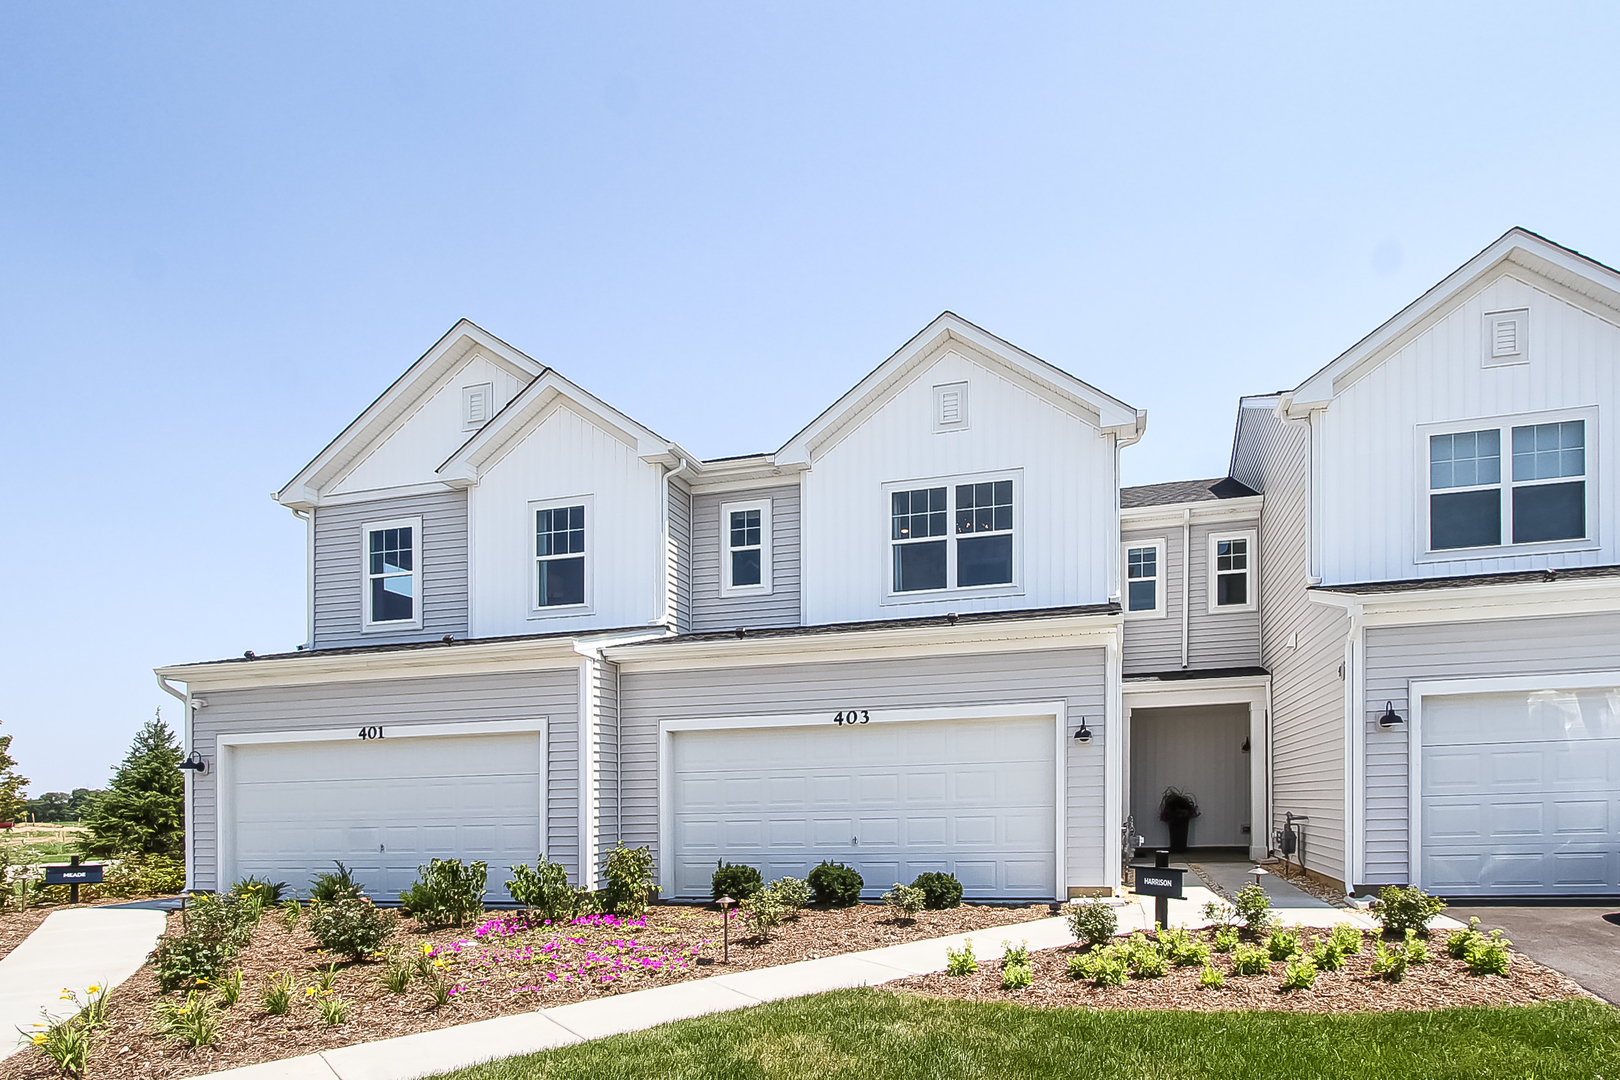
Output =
[
  {"x1": 1414, "y1": 406, "x2": 1600, "y2": 563},
  {"x1": 1121, "y1": 538, "x2": 1168, "y2": 619},
  {"x1": 528, "y1": 494, "x2": 594, "y2": 619},
  {"x1": 719, "y1": 498, "x2": 773, "y2": 597},
  {"x1": 881, "y1": 470, "x2": 1024, "y2": 605},
  {"x1": 1206, "y1": 529, "x2": 1257, "y2": 615},
  {"x1": 361, "y1": 516, "x2": 423, "y2": 632}
]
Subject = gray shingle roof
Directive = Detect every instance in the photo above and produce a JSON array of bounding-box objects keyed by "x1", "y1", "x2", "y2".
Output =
[
  {"x1": 1311, "y1": 564, "x2": 1620, "y2": 595},
  {"x1": 1120, "y1": 477, "x2": 1258, "y2": 509}
]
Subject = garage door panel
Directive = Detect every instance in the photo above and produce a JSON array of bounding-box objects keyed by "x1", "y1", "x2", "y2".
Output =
[
  {"x1": 1553, "y1": 799, "x2": 1609, "y2": 834},
  {"x1": 1552, "y1": 851, "x2": 1611, "y2": 886},
  {"x1": 858, "y1": 774, "x2": 899, "y2": 804}
]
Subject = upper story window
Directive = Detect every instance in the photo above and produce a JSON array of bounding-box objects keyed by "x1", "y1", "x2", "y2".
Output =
[
  {"x1": 1425, "y1": 411, "x2": 1592, "y2": 555},
  {"x1": 888, "y1": 476, "x2": 1018, "y2": 596},
  {"x1": 1207, "y1": 530, "x2": 1256, "y2": 613},
  {"x1": 720, "y1": 499, "x2": 773, "y2": 595},
  {"x1": 1122, "y1": 539, "x2": 1166, "y2": 618},
  {"x1": 534, "y1": 501, "x2": 587, "y2": 610},
  {"x1": 363, "y1": 517, "x2": 421, "y2": 630}
]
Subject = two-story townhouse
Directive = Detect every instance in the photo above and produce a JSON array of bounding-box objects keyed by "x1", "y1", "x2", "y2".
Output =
[
  {"x1": 157, "y1": 314, "x2": 1150, "y2": 902},
  {"x1": 1236, "y1": 228, "x2": 1620, "y2": 898}
]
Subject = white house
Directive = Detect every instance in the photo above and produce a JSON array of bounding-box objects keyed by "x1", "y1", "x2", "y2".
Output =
[{"x1": 157, "y1": 228, "x2": 1620, "y2": 901}]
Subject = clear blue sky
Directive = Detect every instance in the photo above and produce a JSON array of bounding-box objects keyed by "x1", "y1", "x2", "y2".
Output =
[{"x1": 4, "y1": 2, "x2": 1618, "y2": 793}]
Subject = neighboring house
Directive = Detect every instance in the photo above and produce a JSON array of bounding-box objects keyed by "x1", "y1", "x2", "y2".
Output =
[{"x1": 157, "y1": 228, "x2": 1620, "y2": 902}]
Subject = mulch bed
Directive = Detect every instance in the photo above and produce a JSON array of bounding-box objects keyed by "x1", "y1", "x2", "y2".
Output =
[
  {"x1": 894, "y1": 927, "x2": 1596, "y2": 1013},
  {"x1": 0, "y1": 901, "x2": 1050, "y2": 1080}
]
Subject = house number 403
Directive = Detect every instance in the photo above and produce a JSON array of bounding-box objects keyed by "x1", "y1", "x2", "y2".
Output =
[
  {"x1": 357, "y1": 726, "x2": 385, "y2": 740},
  {"x1": 832, "y1": 711, "x2": 870, "y2": 725}
]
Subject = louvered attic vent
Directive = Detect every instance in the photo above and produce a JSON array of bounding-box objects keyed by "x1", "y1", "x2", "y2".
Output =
[
  {"x1": 1484, "y1": 308, "x2": 1529, "y2": 365},
  {"x1": 463, "y1": 382, "x2": 493, "y2": 429},
  {"x1": 933, "y1": 381, "x2": 969, "y2": 432}
]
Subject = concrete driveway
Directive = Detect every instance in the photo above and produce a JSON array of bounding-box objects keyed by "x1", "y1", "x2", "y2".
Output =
[{"x1": 1446, "y1": 903, "x2": 1620, "y2": 1005}]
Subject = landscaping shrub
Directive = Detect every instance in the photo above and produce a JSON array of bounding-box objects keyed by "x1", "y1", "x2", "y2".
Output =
[
  {"x1": 1069, "y1": 945, "x2": 1129, "y2": 987},
  {"x1": 1446, "y1": 916, "x2": 1484, "y2": 959},
  {"x1": 260, "y1": 973, "x2": 292, "y2": 1015},
  {"x1": 1465, "y1": 928, "x2": 1513, "y2": 976},
  {"x1": 945, "y1": 939, "x2": 977, "y2": 976},
  {"x1": 711, "y1": 861, "x2": 763, "y2": 902},
  {"x1": 183, "y1": 892, "x2": 258, "y2": 949},
  {"x1": 1266, "y1": 928, "x2": 1301, "y2": 961},
  {"x1": 1281, "y1": 956, "x2": 1318, "y2": 990},
  {"x1": 1065, "y1": 898, "x2": 1118, "y2": 947},
  {"x1": 154, "y1": 991, "x2": 221, "y2": 1047},
  {"x1": 882, "y1": 882, "x2": 926, "y2": 919},
  {"x1": 101, "y1": 854, "x2": 186, "y2": 898},
  {"x1": 760, "y1": 876, "x2": 811, "y2": 912},
  {"x1": 1232, "y1": 883, "x2": 1272, "y2": 936},
  {"x1": 1370, "y1": 884, "x2": 1446, "y2": 937},
  {"x1": 1329, "y1": 923, "x2": 1364, "y2": 955},
  {"x1": 309, "y1": 861, "x2": 365, "y2": 903},
  {"x1": 808, "y1": 861, "x2": 863, "y2": 907},
  {"x1": 601, "y1": 843, "x2": 658, "y2": 916},
  {"x1": 229, "y1": 875, "x2": 289, "y2": 905},
  {"x1": 1157, "y1": 927, "x2": 1208, "y2": 967},
  {"x1": 909, "y1": 871, "x2": 963, "y2": 910},
  {"x1": 1230, "y1": 944, "x2": 1270, "y2": 976},
  {"x1": 1000, "y1": 940, "x2": 1030, "y2": 966},
  {"x1": 507, "y1": 856, "x2": 582, "y2": 921},
  {"x1": 1402, "y1": 928, "x2": 1431, "y2": 965},
  {"x1": 1129, "y1": 945, "x2": 1167, "y2": 978},
  {"x1": 1310, "y1": 938, "x2": 1345, "y2": 971},
  {"x1": 1212, "y1": 925, "x2": 1239, "y2": 953},
  {"x1": 399, "y1": 859, "x2": 487, "y2": 928},
  {"x1": 317, "y1": 994, "x2": 348, "y2": 1026},
  {"x1": 1000, "y1": 961, "x2": 1032, "y2": 990},
  {"x1": 1198, "y1": 962, "x2": 1225, "y2": 989},
  {"x1": 740, "y1": 891, "x2": 790, "y2": 940},
  {"x1": 307, "y1": 897, "x2": 394, "y2": 960},
  {"x1": 1370, "y1": 939, "x2": 1409, "y2": 982}
]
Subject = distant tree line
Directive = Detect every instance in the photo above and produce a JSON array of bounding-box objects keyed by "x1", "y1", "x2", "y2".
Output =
[{"x1": 22, "y1": 788, "x2": 107, "y2": 823}]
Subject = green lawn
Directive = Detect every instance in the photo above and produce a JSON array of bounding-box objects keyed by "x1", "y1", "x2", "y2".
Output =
[{"x1": 435, "y1": 989, "x2": 1619, "y2": 1080}]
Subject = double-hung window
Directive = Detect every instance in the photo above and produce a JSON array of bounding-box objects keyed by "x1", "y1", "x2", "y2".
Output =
[
  {"x1": 1426, "y1": 413, "x2": 1592, "y2": 553},
  {"x1": 720, "y1": 499, "x2": 772, "y2": 595},
  {"x1": 534, "y1": 501, "x2": 587, "y2": 609},
  {"x1": 1207, "y1": 530, "x2": 1256, "y2": 613},
  {"x1": 889, "y1": 476, "x2": 1017, "y2": 595},
  {"x1": 362, "y1": 517, "x2": 421, "y2": 630},
  {"x1": 1121, "y1": 539, "x2": 1166, "y2": 618}
]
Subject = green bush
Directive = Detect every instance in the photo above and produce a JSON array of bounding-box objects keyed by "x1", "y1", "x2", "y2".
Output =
[
  {"x1": 1001, "y1": 940, "x2": 1031, "y2": 965},
  {"x1": 807, "y1": 861, "x2": 862, "y2": 907},
  {"x1": 601, "y1": 843, "x2": 659, "y2": 916},
  {"x1": 1230, "y1": 944, "x2": 1270, "y2": 976},
  {"x1": 1310, "y1": 938, "x2": 1345, "y2": 971},
  {"x1": 909, "y1": 872, "x2": 963, "y2": 910},
  {"x1": 1065, "y1": 899, "x2": 1118, "y2": 947},
  {"x1": 1403, "y1": 927, "x2": 1431, "y2": 965},
  {"x1": 882, "y1": 882, "x2": 926, "y2": 919},
  {"x1": 1465, "y1": 928, "x2": 1512, "y2": 976},
  {"x1": 1329, "y1": 923, "x2": 1364, "y2": 955},
  {"x1": 1281, "y1": 956, "x2": 1318, "y2": 990},
  {"x1": 183, "y1": 893, "x2": 257, "y2": 949},
  {"x1": 307, "y1": 898, "x2": 394, "y2": 960},
  {"x1": 309, "y1": 861, "x2": 364, "y2": 903},
  {"x1": 103, "y1": 854, "x2": 186, "y2": 898},
  {"x1": 153, "y1": 934, "x2": 237, "y2": 992},
  {"x1": 1130, "y1": 947, "x2": 1167, "y2": 978},
  {"x1": 1446, "y1": 916, "x2": 1484, "y2": 959},
  {"x1": 1198, "y1": 962, "x2": 1225, "y2": 989},
  {"x1": 760, "y1": 876, "x2": 811, "y2": 912},
  {"x1": 945, "y1": 939, "x2": 977, "y2": 976},
  {"x1": 1069, "y1": 945, "x2": 1130, "y2": 987},
  {"x1": 1370, "y1": 939, "x2": 1410, "y2": 982},
  {"x1": 507, "y1": 856, "x2": 582, "y2": 921},
  {"x1": 1232, "y1": 883, "x2": 1272, "y2": 936},
  {"x1": 1266, "y1": 929, "x2": 1301, "y2": 961},
  {"x1": 1000, "y1": 962, "x2": 1033, "y2": 990},
  {"x1": 1370, "y1": 884, "x2": 1446, "y2": 937},
  {"x1": 741, "y1": 890, "x2": 791, "y2": 940},
  {"x1": 710, "y1": 861, "x2": 763, "y2": 902},
  {"x1": 399, "y1": 859, "x2": 487, "y2": 928},
  {"x1": 229, "y1": 876, "x2": 288, "y2": 905},
  {"x1": 1213, "y1": 925, "x2": 1239, "y2": 953}
]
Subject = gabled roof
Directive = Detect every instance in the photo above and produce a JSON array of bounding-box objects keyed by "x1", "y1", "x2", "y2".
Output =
[
  {"x1": 1120, "y1": 477, "x2": 1257, "y2": 509},
  {"x1": 1283, "y1": 228, "x2": 1620, "y2": 416},
  {"x1": 774, "y1": 311, "x2": 1145, "y2": 466},
  {"x1": 275, "y1": 320, "x2": 544, "y2": 510}
]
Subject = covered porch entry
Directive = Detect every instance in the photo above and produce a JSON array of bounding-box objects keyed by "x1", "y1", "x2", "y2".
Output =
[{"x1": 1123, "y1": 671, "x2": 1270, "y2": 861}]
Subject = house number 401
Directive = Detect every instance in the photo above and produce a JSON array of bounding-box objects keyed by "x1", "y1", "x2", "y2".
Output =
[
  {"x1": 832, "y1": 711, "x2": 870, "y2": 725},
  {"x1": 357, "y1": 726, "x2": 385, "y2": 740}
]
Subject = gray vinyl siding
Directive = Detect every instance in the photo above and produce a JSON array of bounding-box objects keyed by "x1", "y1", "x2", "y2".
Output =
[
  {"x1": 669, "y1": 482, "x2": 692, "y2": 634},
  {"x1": 1233, "y1": 406, "x2": 1350, "y2": 885},
  {"x1": 1362, "y1": 611, "x2": 1620, "y2": 884},
  {"x1": 592, "y1": 657, "x2": 621, "y2": 886},
  {"x1": 689, "y1": 485, "x2": 802, "y2": 631},
  {"x1": 187, "y1": 668, "x2": 578, "y2": 891},
  {"x1": 312, "y1": 490, "x2": 469, "y2": 648},
  {"x1": 617, "y1": 646, "x2": 1108, "y2": 896},
  {"x1": 1121, "y1": 518, "x2": 1262, "y2": 675}
]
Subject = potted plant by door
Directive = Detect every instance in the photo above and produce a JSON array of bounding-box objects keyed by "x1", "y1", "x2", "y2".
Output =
[{"x1": 1159, "y1": 787, "x2": 1200, "y2": 853}]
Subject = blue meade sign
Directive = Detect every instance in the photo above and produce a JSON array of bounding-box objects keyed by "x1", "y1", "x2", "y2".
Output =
[
  {"x1": 44, "y1": 862, "x2": 104, "y2": 885},
  {"x1": 1132, "y1": 865, "x2": 1184, "y2": 899}
]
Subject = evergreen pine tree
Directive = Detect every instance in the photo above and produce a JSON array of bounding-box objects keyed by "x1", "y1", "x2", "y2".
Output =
[
  {"x1": 0, "y1": 721, "x2": 29, "y2": 825},
  {"x1": 83, "y1": 712, "x2": 184, "y2": 858}
]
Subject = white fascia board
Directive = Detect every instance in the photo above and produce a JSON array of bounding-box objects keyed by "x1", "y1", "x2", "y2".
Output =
[
  {"x1": 1120, "y1": 495, "x2": 1263, "y2": 530},
  {"x1": 276, "y1": 321, "x2": 544, "y2": 506},
  {"x1": 775, "y1": 313, "x2": 1142, "y2": 465},
  {"x1": 1308, "y1": 576, "x2": 1620, "y2": 628},
  {"x1": 685, "y1": 457, "x2": 808, "y2": 494},
  {"x1": 1287, "y1": 229, "x2": 1620, "y2": 414},
  {"x1": 156, "y1": 637, "x2": 590, "y2": 692},
  {"x1": 603, "y1": 614, "x2": 1122, "y2": 673},
  {"x1": 1122, "y1": 673, "x2": 1270, "y2": 710}
]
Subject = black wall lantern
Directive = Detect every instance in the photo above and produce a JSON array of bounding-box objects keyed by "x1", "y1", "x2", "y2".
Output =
[
  {"x1": 1073, "y1": 718, "x2": 1093, "y2": 744},
  {"x1": 1377, "y1": 702, "x2": 1404, "y2": 730},
  {"x1": 178, "y1": 750, "x2": 208, "y2": 774}
]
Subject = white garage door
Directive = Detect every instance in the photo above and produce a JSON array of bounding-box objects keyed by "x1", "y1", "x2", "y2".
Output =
[
  {"x1": 1421, "y1": 687, "x2": 1620, "y2": 895},
  {"x1": 669, "y1": 714, "x2": 1058, "y2": 900},
  {"x1": 226, "y1": 726, "x2": 545, "y2": 903}
]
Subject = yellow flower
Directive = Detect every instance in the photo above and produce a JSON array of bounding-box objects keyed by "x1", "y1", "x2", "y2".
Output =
[
  {"x1": 86, "y1": 985, "x2": 100, "y2": 994},
  {"x1": 32, "y1": 1035, "x2": 45, "y2": 1045},
  {"x1": 305, "y1": 987, "x2": 316, "y2": 997},
  {"x1": 198, "y1": 977, "x2": 209, "y2": 984}
]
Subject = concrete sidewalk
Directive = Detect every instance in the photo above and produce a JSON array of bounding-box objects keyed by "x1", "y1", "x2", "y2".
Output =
[{"x1": 0, "y1": 907, "x2": 167, "y2": 1061}]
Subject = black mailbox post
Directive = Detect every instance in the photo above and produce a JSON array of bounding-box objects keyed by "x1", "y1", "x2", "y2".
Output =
[
  {"x1": 44, "y1": 856, "x2": 104, "y2": 904},
  {"x1": 1131, "y1": 849, "x2": 1185, "y2": 930}
]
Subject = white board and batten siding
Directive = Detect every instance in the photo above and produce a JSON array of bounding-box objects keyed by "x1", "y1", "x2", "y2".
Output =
[
  {"x1": 1232, "y1": 403, "x2": 1350, "y2": 884},
  {"x1": 616, "y1": 648, "x2": 1109, "y2": 900},
  {"x1": 312, "y1": 490, "x2": 469, "y2": 649},
  {"x1": 188, "y1": 669, "x2": 579, "y2": 895},
  {"x1": 1362, "y1": 611, "x2": 1620, "y2": 889},
  {"x1": 801, "y1": 348, "x2": 1119, "y2": 625},
  {"x1": 1315, "y1": 269, "x2": 1620, "y2": 586},
  {"x1": 689, "y1": 483, "x2": 802, "y2": 631}
]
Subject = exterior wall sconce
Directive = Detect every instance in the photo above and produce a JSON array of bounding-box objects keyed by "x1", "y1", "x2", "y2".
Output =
[
  {"x1": 1074, "y1": 719, "x2": 1093, "y2": 744},
  {"x1": 178, "y1": 751, "x2": 208, "y2": 774},
  {"x1": 1377, "y1": 702, "x2": 1404, "y2": 730}
]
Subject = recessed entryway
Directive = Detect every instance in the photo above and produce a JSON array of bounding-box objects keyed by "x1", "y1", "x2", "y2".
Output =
[{"x1": 1129, "y1": 704, "x2": 1251, "y2": 852}]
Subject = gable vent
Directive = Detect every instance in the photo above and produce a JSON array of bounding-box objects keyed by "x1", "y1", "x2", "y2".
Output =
[
  {"x1": 1484, "y1": 308, "x2": 1529, "y2": 365},
  {"x1": 933, "y1": 381, "x2": 970, "y2": 433},
  {"x1": 463, "y1": 382, "x2": 494, "y2": 430}
]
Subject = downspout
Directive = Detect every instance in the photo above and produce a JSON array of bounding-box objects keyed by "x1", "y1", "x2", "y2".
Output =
[
  {"x1": 1180, "y1": 508, "x2": 1191, "y2": 668},
  {"x1": 287, "y1": 507, "x2": 314, "y2": 649},
  {"x1": 1341, "y1": 601, "x2": 1364, "y2": 894},
  {"x1": 651, "y1": 455, "x2": 692, "y2": 628},
  {"x1": 156, "y1": 674, "x2": 194, "y2": 892}
]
